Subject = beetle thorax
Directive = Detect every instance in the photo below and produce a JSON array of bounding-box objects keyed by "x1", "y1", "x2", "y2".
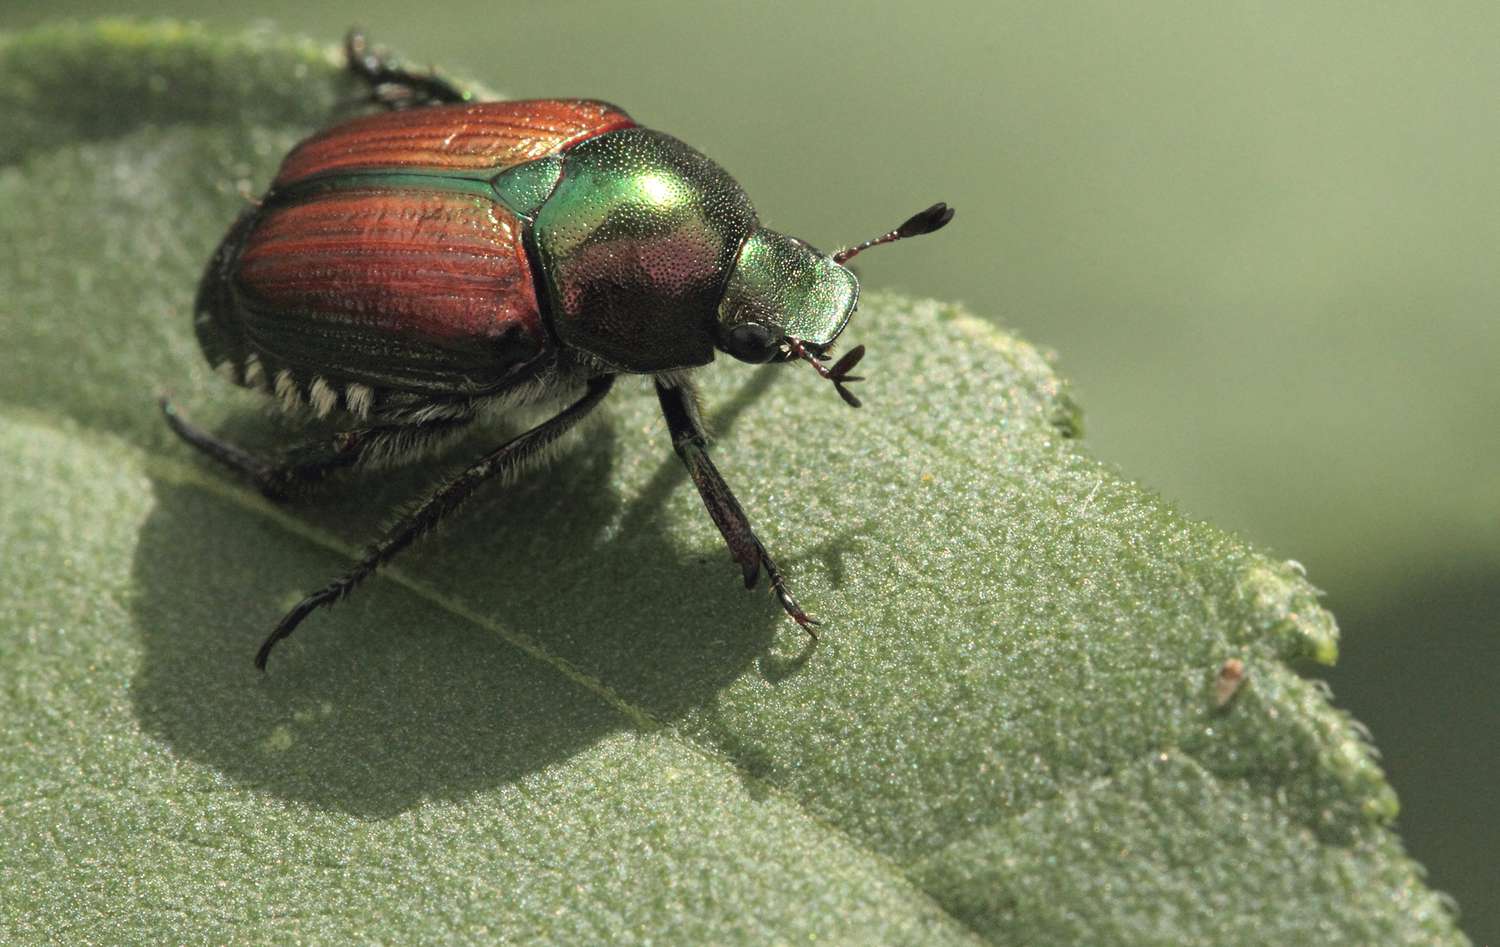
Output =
[{"x1": 531, "y1": 128, "x2": 757, "y2": 373}]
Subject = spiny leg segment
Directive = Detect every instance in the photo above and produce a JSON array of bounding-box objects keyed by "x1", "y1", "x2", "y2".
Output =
[
  {"x1": 252, "y1": 374, "x2": 615, "y2": 669},
  {"x1": 654, "y1": 377, "x2": 818, "y2": 637},
  {"x1": 345, "y1": 29, "x2": 469, "y2": 109},
  {"x1": 160, "y1": 398, "x2": 474, "y2": 499}
]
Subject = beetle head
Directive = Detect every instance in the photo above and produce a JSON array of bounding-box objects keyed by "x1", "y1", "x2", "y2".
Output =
[
  {"x1": 717, "y1": 228, "x2": 858, "y2": 365},
  {"x1": 715, "y1": 203, "x2": 954, "y2": 406}
]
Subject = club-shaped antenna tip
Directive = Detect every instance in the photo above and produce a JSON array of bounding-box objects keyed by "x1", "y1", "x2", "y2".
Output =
[
  {"x1": 835, "y1": 202, "x2": 955, "y2": 265},
  {"x1": 898, "y1": 202, "x2": 955, "y2": 239}
]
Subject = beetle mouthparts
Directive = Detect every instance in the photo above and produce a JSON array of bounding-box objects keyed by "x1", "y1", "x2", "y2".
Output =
[
  {"x1": 833, "y1": 202, "x2": 954, "y2": 266},
  {"x1": 787, "y1": 338, "x2": 866, "y2": 408}
]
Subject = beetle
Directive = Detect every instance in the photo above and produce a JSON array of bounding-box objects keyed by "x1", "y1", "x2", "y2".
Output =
[{"x1": 163, "y1": 31, "x2": 953, "y2": 669}]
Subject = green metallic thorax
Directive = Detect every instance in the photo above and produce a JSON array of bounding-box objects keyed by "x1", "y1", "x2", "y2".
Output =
[{"x1": 531, "y1": 128, "x2": 758, "y2": 372}]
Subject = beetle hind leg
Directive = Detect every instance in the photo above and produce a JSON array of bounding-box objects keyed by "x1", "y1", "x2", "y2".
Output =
[
  {"x1": 254, "y1": 375, "x2": 616, "y2": 669},
  {"x1": 161, "y1": 398, "x2": 281, "y2": 492},
  {"x1": 344, "y1": 29, "x2": 468, "y2": 109},
  {"x1": 160, "y1": 398, "x2": 474, "y2": 499}
]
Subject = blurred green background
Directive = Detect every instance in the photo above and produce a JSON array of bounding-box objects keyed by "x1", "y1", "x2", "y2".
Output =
[{"x1": 4, "y1": 0, "x2": 1494, "y2": 939}]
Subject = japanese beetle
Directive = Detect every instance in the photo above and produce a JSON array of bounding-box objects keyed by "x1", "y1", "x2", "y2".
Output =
[{"x1": 164, "y1": 31, "x2": 954, "y2": 669}]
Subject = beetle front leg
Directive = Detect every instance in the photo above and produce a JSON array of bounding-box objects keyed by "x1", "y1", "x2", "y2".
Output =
[
  {"x1": 345, "y1": 29, "x2": 469, "y2": 109},
  {"x1": 160, "y1": 399, "x2": 473, "y2": 499},
  {"x1": 654, "y1": 378, "x2": 819, "y2": 637},
  {"x1": 254, "y1": 375, "x2": 615, "y2": 670}
]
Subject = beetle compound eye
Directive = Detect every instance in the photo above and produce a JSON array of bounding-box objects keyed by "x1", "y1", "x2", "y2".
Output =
[{"x1": 723, "y1": 322, "x2": 778, "y2": 364}]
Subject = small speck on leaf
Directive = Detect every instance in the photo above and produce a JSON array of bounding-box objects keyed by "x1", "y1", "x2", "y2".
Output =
[{"x1": 1214, "y1": 658, "x2": 1247, "y2": 708}]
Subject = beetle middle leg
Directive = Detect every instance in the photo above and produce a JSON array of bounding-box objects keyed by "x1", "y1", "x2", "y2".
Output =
[
  {"x1": 654, "y1": 377, "x2": 819, "y2": 637},
  {"x1": 344, "y1": 29, "x2": 469, "y2": 109},
  {"x1": 253, "y1": 374, "x2": 616, "y2": 669},
  {"x1": 160, "y1": 398, "x2": 474, "y2": 499}
]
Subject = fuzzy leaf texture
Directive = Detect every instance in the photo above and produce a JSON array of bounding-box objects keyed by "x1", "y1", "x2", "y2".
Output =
[{"x1": 0, "y1": 21, "x2": 1466, "y2": 945}]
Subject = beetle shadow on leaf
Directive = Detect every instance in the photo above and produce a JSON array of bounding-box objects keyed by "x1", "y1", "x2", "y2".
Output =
[{"x1": 128, "y1": 399, "x2": 783, "y2": 819}]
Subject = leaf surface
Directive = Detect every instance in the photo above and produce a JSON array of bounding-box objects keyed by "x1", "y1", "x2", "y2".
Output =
[{"x1": 0, "y1": 21, "x2": 1465, "y2": 945}]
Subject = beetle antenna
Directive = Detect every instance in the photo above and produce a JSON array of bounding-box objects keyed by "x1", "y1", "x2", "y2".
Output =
[
  {"x1": 787, "y1": 339, "x2": 866, "y2": 408},
  {"x1": 833, "y1": 202, "x2": 954, "y2": 266}
]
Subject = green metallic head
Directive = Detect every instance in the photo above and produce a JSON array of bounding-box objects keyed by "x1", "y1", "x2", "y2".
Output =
[
  {"x1": 712, "y1": 202, "x2": 956, "y2": 407},
  {"x1": 715, "y1": 228, "x2": 859, "y2": 363}
]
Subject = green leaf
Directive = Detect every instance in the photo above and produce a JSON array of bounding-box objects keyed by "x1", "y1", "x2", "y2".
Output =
[{"x1": 0, "y1": 21, "x2": 1465, "y2": 944}]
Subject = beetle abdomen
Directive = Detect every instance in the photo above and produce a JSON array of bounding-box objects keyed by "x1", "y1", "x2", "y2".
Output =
[
  {"x1": 275, "y1": 100, "x2": 635, "y2": 185},
  {"x1": 197, "y1": 186, "x2": 549, "y2": 410},
  {"x1": 194, "y1": 204, "x2": 257, "y2": 364}
]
